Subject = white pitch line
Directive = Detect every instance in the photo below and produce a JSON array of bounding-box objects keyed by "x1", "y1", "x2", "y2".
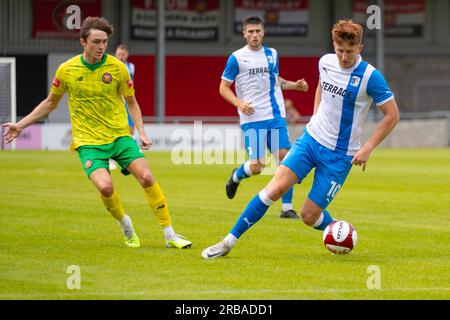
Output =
[{"x1": 1, "y1": 287, "x2": 449, "y2": 298}]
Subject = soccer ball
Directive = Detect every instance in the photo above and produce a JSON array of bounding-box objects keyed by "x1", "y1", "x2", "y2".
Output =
[{"x1": 322, "y1": 220, "x2": 357, "y2": 254}]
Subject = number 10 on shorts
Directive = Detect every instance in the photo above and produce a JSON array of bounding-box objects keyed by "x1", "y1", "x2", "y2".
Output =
[{"x1": 326, "y1": 181, "x2": 341, "y2": 202}]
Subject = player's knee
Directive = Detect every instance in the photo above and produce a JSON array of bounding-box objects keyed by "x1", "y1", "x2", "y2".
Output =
[
  {"x1": 265, "y1": 184, "x2": 284, "y2": 201},
  {"x1": 300, "y1": 210, "x2": 316, "y2": 226},
  {"x1": 137, "y1": 171, "x2": 154, "y2": 188},
  {"x1": 99, "y1": 183, "x2": 114, "y2": 198}
]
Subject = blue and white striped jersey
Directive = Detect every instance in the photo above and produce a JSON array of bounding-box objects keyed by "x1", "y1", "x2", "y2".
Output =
[
  {"x1": 222, "y1": 46, "x2": 286, "y2": 125},
  {"x1": 306, "y1": 54, "x2": 394, "y2": 156},
  {"x1": 125, "y1": 61, "x2": 135, "y2": 80}
]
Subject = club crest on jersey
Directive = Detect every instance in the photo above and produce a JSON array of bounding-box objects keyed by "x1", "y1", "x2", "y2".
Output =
[
  {"x1": 102, "y1": 73, "x2": 113, "y2": 84},
  {"x1": 85, "y1": 160, "x2": 92, "y2": 169},
  {"x1": 350, "y1": 76, "x2": 360, "y2": 87}
]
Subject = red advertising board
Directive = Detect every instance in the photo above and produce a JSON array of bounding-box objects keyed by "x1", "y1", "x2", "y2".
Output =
[
  {"x1": 32, "y1": 0, "x2": 102, "y2": 39},
  {"x1": 129, "y1": 55, "x2": 319, "y2": 119}
]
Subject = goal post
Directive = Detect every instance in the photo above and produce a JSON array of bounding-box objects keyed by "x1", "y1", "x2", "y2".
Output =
[{"x1": 0, "y1": 57, "x2": 17, "y2": 150}]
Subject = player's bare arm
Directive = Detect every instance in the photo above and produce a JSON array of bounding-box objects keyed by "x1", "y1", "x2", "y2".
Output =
[
  {"x1": 219, "y1": 79, "x2": 254, "y2": 115},
  {"x1": 278, "y1": 76, "x2": 309, "y2": 92},
  {"x1": 313, "y1": 81, "x2": 322, "y2": 115},
  {"x1": 124, "y1": 95, "x2": 152, "y2": 150},
  {"x1": 2, "y1": 93, "x2": 63, "y2": 144},
  {"x1": 351, "y1": 99, "x2": 400, "y2": 171}
]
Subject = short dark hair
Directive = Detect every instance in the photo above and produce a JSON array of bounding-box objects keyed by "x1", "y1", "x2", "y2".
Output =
[
  {"x1": 80, "y1": 17, "x2": 114, "y2": 40},
  {"x1": 116, "y1": 44, "x2": 129, "y2": 52},
  {"x1": 243, "y1": 16, "x2": 265, "y2": 29}
]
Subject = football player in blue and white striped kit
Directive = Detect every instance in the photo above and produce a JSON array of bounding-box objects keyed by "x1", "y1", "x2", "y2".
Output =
[
  {"x1": 203, "y1": 19, "x2": 400, "y2": 259},
  {"x1": 115, "y1": 44, "x2": 136, "y2": 136},
  {"x1": 221, "y1": 16, "x2": 309, "y2": 219}
]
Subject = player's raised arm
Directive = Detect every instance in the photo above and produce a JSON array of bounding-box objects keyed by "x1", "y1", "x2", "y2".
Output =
[
  {"x1": 2, "y1": 93, "x2": 63, "y2": 144},
  {"x1": 351, "y1": 99, "x2": 400, "y2": 171},
  {"x1": 219, "y1": 79, "x2": 254, "y2": 115},
  {"x1": 277, "y1": 76, "x2": 308, "y2": 92}
]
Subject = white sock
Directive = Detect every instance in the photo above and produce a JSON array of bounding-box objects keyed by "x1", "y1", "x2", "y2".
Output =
[
  {"x1": 224, "y1": 233, "x2": 237, "y2": 248},
  {"x1": 258, "y1": 189, "x2": 275, "y2": 206},
  {"x1": 312, "y1": 212, "x2": 324, "y2": 228},
  {"x1": 164, "y1": 226, "x2": 176, "y2": 240},
  {"x1": 282, "y1": 203, "x2": 293, "y2": 211},
  {"x1": 243, "y1": 161, "x2": 252, "y2": 176},
  {"x1": 118, "y1": 215, "x2": 134, "y2": 239},
  {"x1": 232, "y1": 161, "x2": 253, "y2": 183},
  {"x1": 118, "y1": 214, "x2": 132, "y2": 229}
]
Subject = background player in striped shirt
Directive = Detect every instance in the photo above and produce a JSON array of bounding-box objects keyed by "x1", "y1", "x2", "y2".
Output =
[
  {"x1": 3, "y1": 17, "x2": 192, "y2": 250},
  {"x1": 203, "y1": 19, "x2": 399, "y2": 259},
  {"x1": 115, "y1": 43, "x2": 136, "y2": 137},
  {"x1": 109, "y1": 44, "x2": 138, "y2": 171},
  {"x1": 221, "y1": 16, "x2": 309, "y2": 219}
]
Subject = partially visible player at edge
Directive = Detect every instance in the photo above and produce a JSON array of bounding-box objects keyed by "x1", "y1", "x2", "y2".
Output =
[
  {"x1": 109, "y1": 44, "x2": 137, "y2": 171},
  {"x1": 115, "y1": 44, "x2": 136, "y2": 136},
  {"x1": 202, "y1": 19, "x2": 400, "y2": 259},
  {"x1": 221, "y1": 15, "x2": 309, "y2": 219},
  {"x1": 2, "y1": 17, "x2": 192, "y2": 249}
]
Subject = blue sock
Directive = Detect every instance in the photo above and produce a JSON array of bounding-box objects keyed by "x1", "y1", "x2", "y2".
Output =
[
  {"x1": 230, "y1": 193, "x2": 271, "y2": 238},
  {"x1": 313, "y1": 210, "x2": 335, "y2": 231},
  {"x1": 281, "y1": 187, "x2": 293, "y2": 207},
  {"x1": 234, "y1": 161, "x2": 251, "y2": 182}
]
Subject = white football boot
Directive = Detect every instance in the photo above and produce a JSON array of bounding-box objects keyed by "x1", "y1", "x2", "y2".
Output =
[{"x1": 201, "y1": 240, "x2": 232, "y2": 260}]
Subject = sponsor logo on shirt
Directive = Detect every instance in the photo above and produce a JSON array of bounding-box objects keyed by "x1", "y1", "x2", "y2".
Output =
[
  {"x1": 322, "y1": 81, "x2": 352, "y2": 99},
  {"x1": 248, "y1": 67, "x2": 270, "y2": 75},
  {"x1": 52, "y1": 78, "x2": 61, "y2": 88},
  {"x1": 102, "y1": 73, "x2": 113, "y2": 84}
]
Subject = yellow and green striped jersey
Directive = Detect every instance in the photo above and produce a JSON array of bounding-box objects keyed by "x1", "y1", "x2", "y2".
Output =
[{"x1": 50, "y1": 54, "x2": 135, "y2": 149}]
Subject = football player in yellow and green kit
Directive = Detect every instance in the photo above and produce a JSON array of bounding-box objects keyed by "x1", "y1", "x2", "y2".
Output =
[{"x1": 2, "y1": 17, "x2": 192, "y2": 249}]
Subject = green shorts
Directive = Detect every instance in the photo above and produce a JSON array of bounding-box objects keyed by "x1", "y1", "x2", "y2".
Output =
[{"x1": 77, "y1": 136, "x2": 145, "y2": 177}]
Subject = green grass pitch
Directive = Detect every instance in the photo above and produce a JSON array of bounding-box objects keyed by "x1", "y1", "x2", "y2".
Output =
[{"x1": 0, "y1": 149, "x2": 449, "y2": 300}]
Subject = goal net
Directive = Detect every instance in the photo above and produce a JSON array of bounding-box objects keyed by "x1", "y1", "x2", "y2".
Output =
[{"x1": 0, "y1": 58, "x2": 16, "y2": 150}]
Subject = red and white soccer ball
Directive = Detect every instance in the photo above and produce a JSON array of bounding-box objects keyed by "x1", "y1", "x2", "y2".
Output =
[{"x1": 323, "y1": 220, "x2": 357, "y2": 254}]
